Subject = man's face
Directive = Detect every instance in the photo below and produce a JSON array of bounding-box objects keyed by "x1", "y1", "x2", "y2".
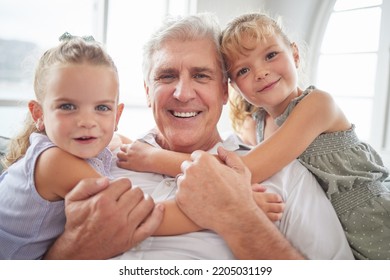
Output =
[{"x1": 145, "y1": 38, "x2": 228, "y2": 153}]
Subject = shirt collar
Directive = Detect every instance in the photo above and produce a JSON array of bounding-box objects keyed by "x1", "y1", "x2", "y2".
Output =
[{"x1": 139, "y1": 129, "x2": 251, "y2": 154}]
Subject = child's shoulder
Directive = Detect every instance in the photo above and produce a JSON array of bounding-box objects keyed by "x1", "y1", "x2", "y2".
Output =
[
  {"x1": 302, "y1": 87, "x2": 335, "y2": 106},
  {"x1": 35, "y1": 146, "x2": 100, "y2": 200},
  {"x1": 37, "y1": 147, "x2": 85, "y2": 174}
]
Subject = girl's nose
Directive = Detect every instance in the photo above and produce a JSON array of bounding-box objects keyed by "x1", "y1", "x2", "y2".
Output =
[
  {"x1": 77, "y1": 112, "x2": 97, "y2": 129},
  {"x1": 255, "y1": 69, "x2": 270, "y2": 80}
]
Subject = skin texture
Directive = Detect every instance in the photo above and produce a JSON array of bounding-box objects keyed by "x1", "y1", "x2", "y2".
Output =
[
  {"x1": 144, "y1": 39, "x2": 228, "y2": 153},
  {"x1": 40, "y1": 64, "x2": 163, "y2": 259},
  {"x1": 176, "y1": 147, "x2": 303, "y2": 259},
  {"x1": 29, "y1": 64, "x2": 124, "y2": 201},
  {"x1": 44, "y1": 177, "x2": 164, "y2": 259},
  {"x1": 228, "y1": 33, "x2": 351, "y2": 184}
]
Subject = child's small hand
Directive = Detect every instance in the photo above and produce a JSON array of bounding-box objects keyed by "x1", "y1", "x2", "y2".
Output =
[
  {"x1": 109, "y1": 133, "x2": 132, "y2": 151},
  {"x1": 252, "y1": 184, "x2": 284, "y2": 222},
  {"x1": 116, "y1": 140, "x2": 157, "y2": 172}
]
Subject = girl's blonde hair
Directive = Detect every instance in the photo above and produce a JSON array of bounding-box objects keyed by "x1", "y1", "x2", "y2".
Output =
[
  {"x1": 228, "y1": 88, "x2": 257, "y2": 134},
  {"x1": 221, "y1": 13, "x2": 290, "y2": 69},
  {"x1": 2, "y1": 35, "x2": 118, "y2": 169}
]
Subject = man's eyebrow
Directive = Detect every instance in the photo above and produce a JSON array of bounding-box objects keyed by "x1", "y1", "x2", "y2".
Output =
[
  {"x1": 154, "y1": 67, "x2": 176, "y2": 74},
  {"x1": 191, "y1": 66, "x2": 215, "y2": 75}
]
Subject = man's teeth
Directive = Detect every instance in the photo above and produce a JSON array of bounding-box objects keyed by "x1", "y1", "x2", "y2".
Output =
[{"x1": 173, "y1": 111, "x2": 198, "y2": 118}]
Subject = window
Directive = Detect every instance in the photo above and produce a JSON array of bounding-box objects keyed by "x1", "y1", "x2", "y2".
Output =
[
  {"x1": 0, "y1": 0, "x2": 103, "y2": 137},
  {"x1": 105, "y1": 0, "x2": 195, "y2": 139},
  {"x1": 0, "y1": 0, "x2": 195, "y2": 140},
  {"x1": 314, "y1": 0, "x2": 390, "y2": 165}
]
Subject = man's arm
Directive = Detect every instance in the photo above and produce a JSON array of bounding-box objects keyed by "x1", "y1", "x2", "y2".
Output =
[
  {"x1": 176, "y1": 147, "x2": 304, "y2": 260},
  {"x1": 44, "y1": 177, "x2": 164, "y2": 259}
]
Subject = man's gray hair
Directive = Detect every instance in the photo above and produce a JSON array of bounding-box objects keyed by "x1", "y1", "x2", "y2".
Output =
[{"x1": 142, "y1": 12, "x2": 227, "y2": 85}]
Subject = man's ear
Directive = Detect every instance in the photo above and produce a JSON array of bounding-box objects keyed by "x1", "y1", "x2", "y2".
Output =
[
  {"x1": 144, "y1": 81, "x2": 152, "y2": 107},
  {"x1": 222, "y1": 80, "x2": 229, "y2": 105},
  {"x1": 28, "y1": 100, "x2": 45, "y2": 131}
]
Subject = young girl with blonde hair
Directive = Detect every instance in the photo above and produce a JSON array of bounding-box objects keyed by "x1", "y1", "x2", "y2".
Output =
[
  {"x1": 221, "y1": 13, "x2": 390, "y2": 260},
  {"x1": 0, "y1": 34, "x2": 124, "y2": 259}
]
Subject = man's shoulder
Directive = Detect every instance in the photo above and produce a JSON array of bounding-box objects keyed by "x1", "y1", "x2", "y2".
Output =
[
  {"x1": 267, "y1": 159, "x2": 316, "y2": 190},
  {"x1": 221, "y1": 133, "x2": 252, "y2": 155},
  {"x1": 280, "y1": 159, "x2": 308, "y2": 175}
]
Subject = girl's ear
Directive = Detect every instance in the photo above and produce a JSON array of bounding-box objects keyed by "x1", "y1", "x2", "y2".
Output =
[
  {"x1": 291, "y1": 42, "x2": 300, "y2": 68},
  {"x1": 28, "y1": 100, "x2": 45, "y2": 131},
  {"x1": 115, "y1": 103, "x2": 124, "y2": 131}
]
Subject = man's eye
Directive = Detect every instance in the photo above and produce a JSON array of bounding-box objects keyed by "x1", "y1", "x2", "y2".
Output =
[
  {"x1": 193, "y1": 73, "x2": 209, "y2": 79},
  {"x1": 237, "y1": 68, "x2": 250, "y2": 77},
  {"x1": 155, "y1": 74, "x2": 176, "y2": 82},
  {"x1": 96, "y1": 105, "x2": 110, "y2": 112},
  {"x1": 59, "y1": 104, "x2": 75, "y2": 110}
]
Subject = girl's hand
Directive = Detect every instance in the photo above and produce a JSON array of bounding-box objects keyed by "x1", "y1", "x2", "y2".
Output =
[
  {"x1": 109, "y1": 133, "x2": 132, "y2": 151},
  {"x1": 252, "y1": 184, "x2": 284, "y2": 222},
  {"x1": 117, "y1": 140, "x2": 158, "y2": 172}
]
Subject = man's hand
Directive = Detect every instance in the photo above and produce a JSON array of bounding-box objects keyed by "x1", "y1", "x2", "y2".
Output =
[
  {"x1": 176, "y1": 146, "x2": 256, "y2": 233},
  {"x1": 44, "y1": 177, "x2": 164, "y2": 259}
]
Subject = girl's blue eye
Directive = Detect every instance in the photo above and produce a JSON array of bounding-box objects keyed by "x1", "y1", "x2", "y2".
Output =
[
  {"x1": 59, "y1": 104, "x2": 75, "y2": 110},
  {"x1": 96, "y1": 105, "x2": 110, "y2": 111}
]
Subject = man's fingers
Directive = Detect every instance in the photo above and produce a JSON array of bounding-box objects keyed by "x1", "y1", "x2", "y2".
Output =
[
  {"x1": 65, "y1": 177, "x2": 109, "y2": 203},
  {"x1": 97, "y1": 177, "x2": 134, "y2": 203},
  {"x1": 117, "y1": 186, "x2": 145, "y2": 213},
  {"x1": 132, "y1": 203, "x2": 165, "y2": 244},
  {"x1": 217, "y1": 146, "x2": 248, "y2": 174}
]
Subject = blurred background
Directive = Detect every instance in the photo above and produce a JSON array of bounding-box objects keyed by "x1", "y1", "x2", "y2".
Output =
[{"x1": 0, "y1": 0, "x2": 389, "y2": 165}]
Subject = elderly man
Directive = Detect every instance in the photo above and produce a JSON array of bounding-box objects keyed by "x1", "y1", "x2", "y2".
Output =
[
  {"x1": 44, "y1": 13, "x2": 353, "y2": 260},
  {"x1": 109, "y1": 13, "x2": 352, "y2": 260}
]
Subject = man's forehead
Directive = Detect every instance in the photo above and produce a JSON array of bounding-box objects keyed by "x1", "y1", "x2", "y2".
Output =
[{"x1": 151, "y1": 45, "x2": 219, "y2": 73}]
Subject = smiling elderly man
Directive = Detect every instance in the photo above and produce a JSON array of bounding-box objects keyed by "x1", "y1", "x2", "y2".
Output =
[{"x1": 108, "y1": 13, "x2": 353, "y2": 260}]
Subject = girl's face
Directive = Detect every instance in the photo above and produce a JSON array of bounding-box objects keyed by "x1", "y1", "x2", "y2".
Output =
[
  {"x1": 34, "y1": 64, "x2": 123, "y2": 159},
  {"x1": 228, "y1": 33, "x2": 300, "y2": 117}
]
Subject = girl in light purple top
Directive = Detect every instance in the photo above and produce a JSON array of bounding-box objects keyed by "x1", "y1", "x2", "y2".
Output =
[{"x1": 0, "y1": 33, "x2": 124, "y2": 259}]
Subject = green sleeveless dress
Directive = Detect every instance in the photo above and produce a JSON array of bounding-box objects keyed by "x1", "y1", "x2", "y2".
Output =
[{"x1": 253, "y1": 86, "x2": 390, "y2": 259}]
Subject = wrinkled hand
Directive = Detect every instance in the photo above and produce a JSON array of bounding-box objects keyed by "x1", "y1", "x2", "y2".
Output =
[
  {"x1": 176, "y1": 146, "x2": 257, "y2": 233},
  {"x1": 44, "y1": 177, "x2": 164, "y2": 259},
  {"x1": 176, "y1": 147, "x2": 303, "y2": 260},
  {"x1": 252, "y1": 184, "x2": 284, "y2": 222},
  {"x1": 117, "y1": 140, "x2": 157, "y2": 172}
]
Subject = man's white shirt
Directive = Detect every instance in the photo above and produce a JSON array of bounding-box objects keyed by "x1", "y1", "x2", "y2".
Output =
[{"x1": 110, "y1": 130, "x2": 354, "y2": 260}]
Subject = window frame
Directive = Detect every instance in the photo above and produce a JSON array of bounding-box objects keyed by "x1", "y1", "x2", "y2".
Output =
[{"x1": 308, "y1": 0, "x2": 390, "y2": 166}]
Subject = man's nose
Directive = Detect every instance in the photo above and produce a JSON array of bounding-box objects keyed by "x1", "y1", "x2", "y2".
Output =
[{"x1": 173, "y1": 78, "x2": 196, "y2": 102}]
